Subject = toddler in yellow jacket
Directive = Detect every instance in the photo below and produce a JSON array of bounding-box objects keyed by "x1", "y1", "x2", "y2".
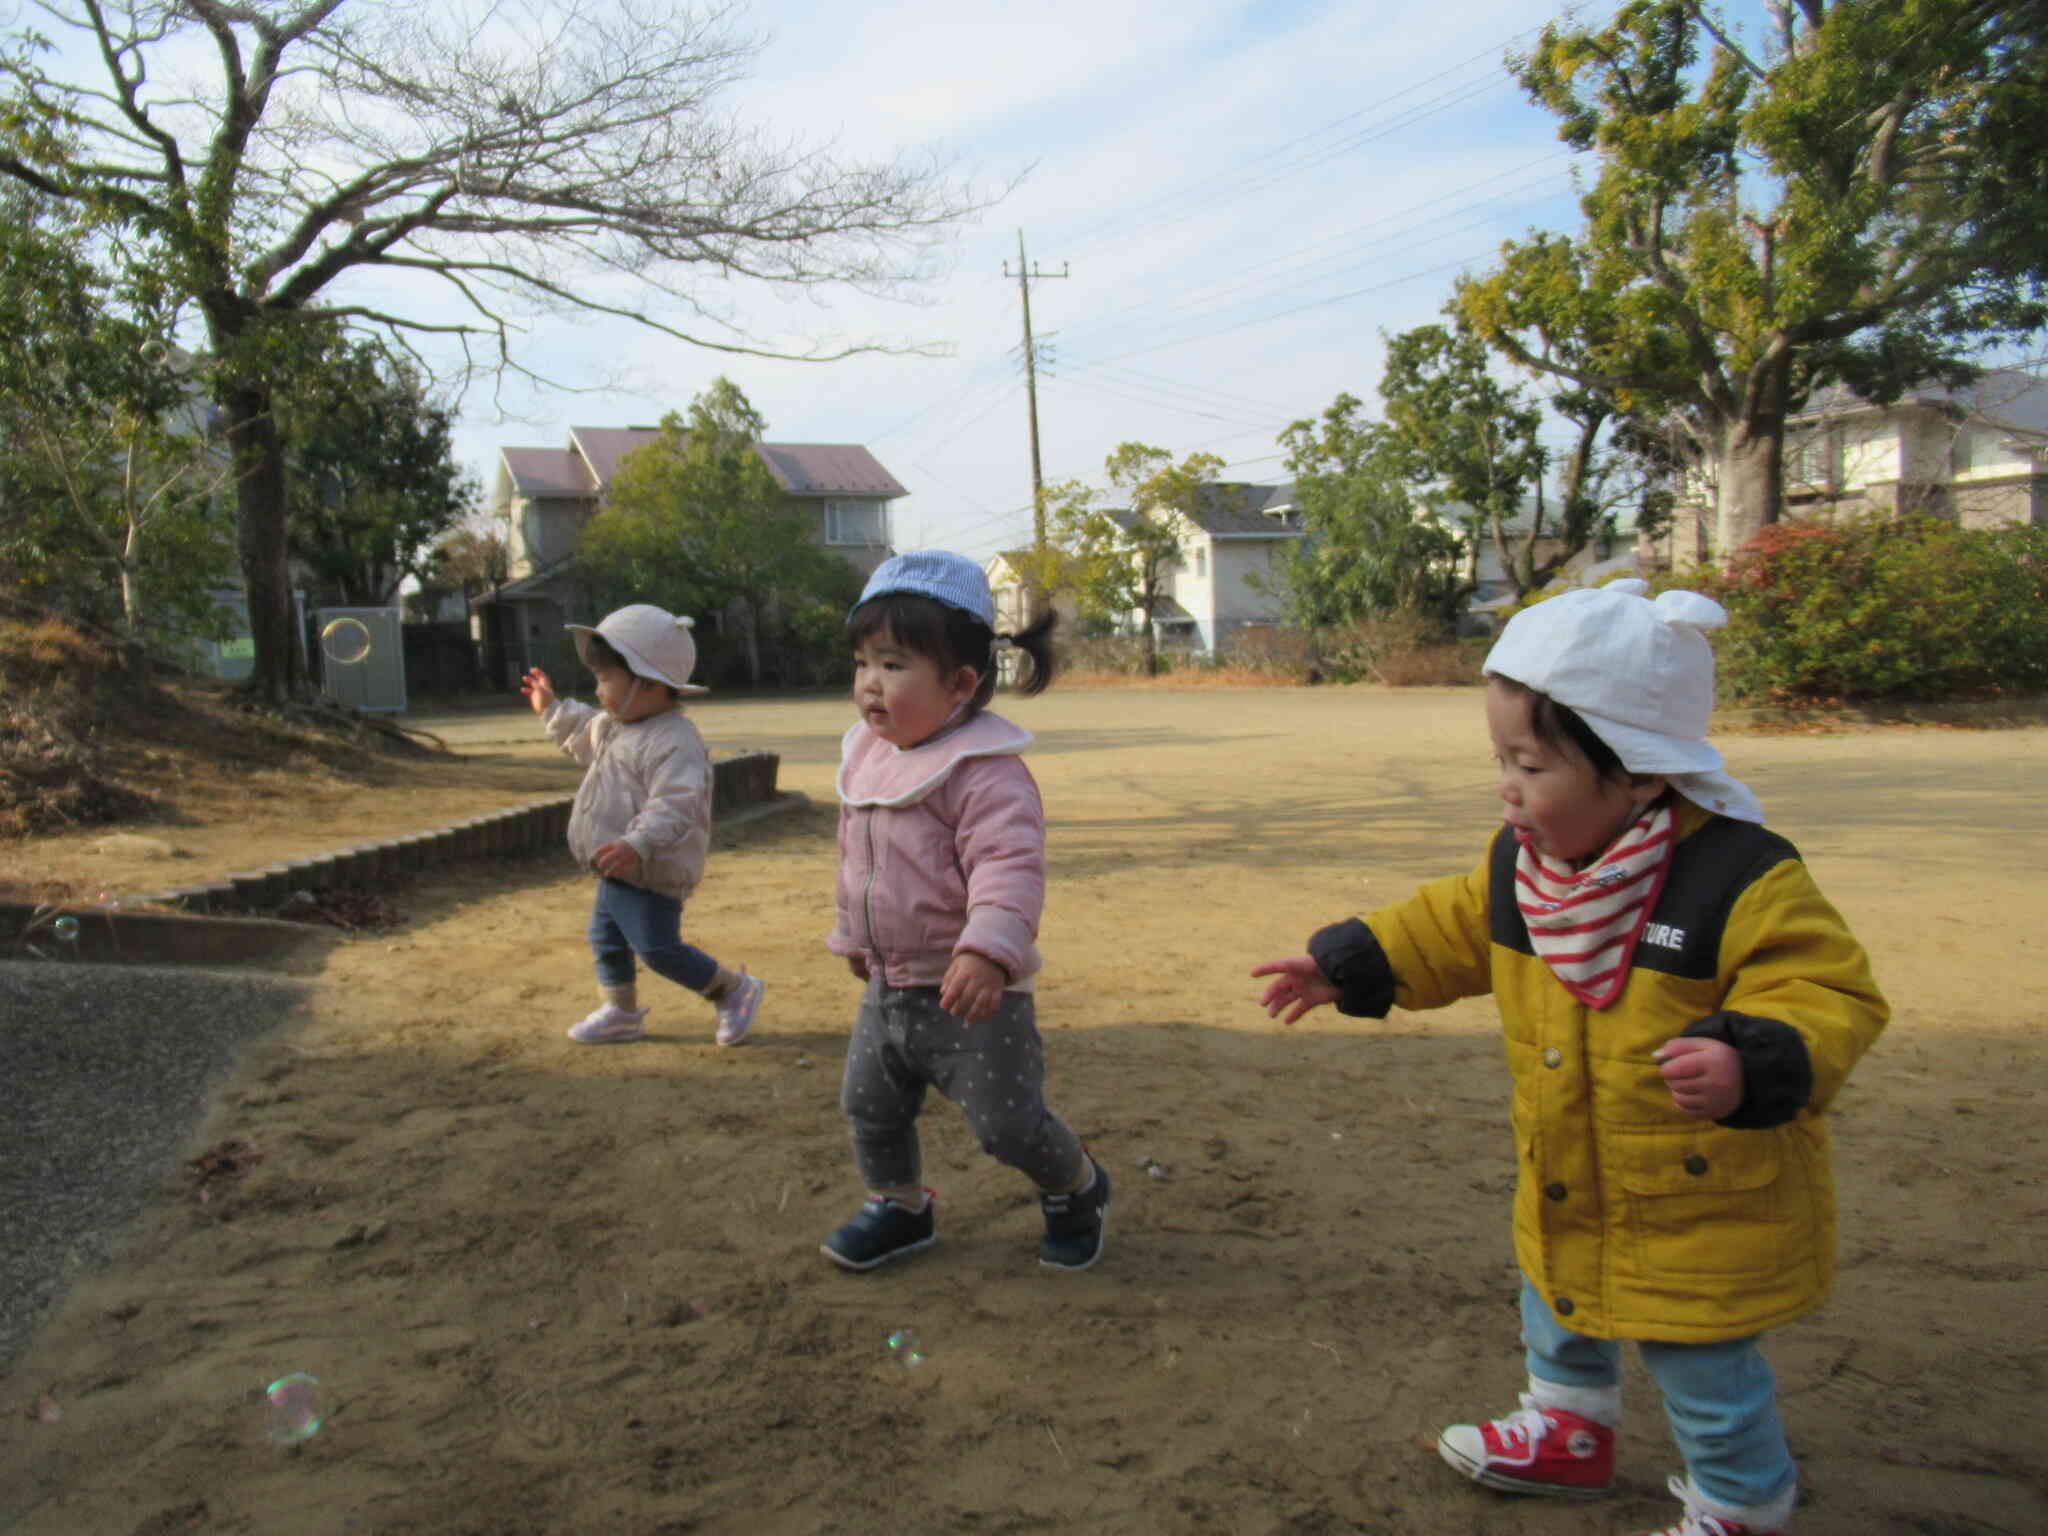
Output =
[{"x1": 1252, "y1": 580, "x2": 1886, "y2": 1536}]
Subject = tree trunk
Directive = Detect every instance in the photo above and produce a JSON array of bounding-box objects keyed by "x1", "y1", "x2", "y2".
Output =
[
  {"x1": 222, "y1": 382, "x2": 301, "y2": 701},
  {"x1": 1712, "y1": 357, "x2": 1791, "y2": 559}
]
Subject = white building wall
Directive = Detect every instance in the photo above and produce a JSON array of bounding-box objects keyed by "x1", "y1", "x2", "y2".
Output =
[
  {"x1": 1212, "y1": 540, "x2": 1282, "y2": 621},
  {"x1": 1840, "y1": 417, "x2": 1900, "y2": 488}
]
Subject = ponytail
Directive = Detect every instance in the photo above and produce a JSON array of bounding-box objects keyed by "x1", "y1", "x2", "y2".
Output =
[{"x1": 993, "y1": 608, "x2": 1059, "y2": 699}]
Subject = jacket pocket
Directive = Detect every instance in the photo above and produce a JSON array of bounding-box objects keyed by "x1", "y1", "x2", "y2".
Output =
[{"x1": 1611, "y1": 1127, "x2": 1787, "y2": 1281}]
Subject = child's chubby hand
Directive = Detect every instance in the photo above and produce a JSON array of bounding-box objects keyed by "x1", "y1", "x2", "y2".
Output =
[
  {"x1": 520, "y1": 667, "x2": 556, "y2": 713},
  {"x1": 1250, "y1": 955, "x2": 1339, "y2": 1025},
  {"x1": 593, "y1": 839, "x2": 642, "y2": 879},
  {"x1": 846, "y1": 954, "x2": 871, "y2": 982},
  {"x1": 1654, "y1": 1036, "x2": 1743, "y2": 1121},
  {"x1": 940, "y1": 951, "x2": 1006, "y2": 1023}
]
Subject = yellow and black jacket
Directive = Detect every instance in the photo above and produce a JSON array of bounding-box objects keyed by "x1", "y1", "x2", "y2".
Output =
[{"x1": 1309, "y1": 798, "x2": 1887, "y2": 1343}]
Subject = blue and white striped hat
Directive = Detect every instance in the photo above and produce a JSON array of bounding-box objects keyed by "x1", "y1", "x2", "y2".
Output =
[{"x1": 853, "y1": 549, "x2": 995, "y2": 627}]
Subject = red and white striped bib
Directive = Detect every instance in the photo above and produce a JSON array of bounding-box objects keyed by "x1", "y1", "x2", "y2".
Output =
[{"x1": 1514, "y1": 798, "x2": 1676, "y2": 1009}]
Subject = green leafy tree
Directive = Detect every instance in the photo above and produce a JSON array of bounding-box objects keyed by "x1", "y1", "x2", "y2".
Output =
[
  {"x1": 425, "y1": 518, "x2": 510, "y2": 603},
  {"x1": 0, "y1": 184, "x2": 235, "y2": 642},
  {"x1": 1456, "y1": 0, "x2": 2048, "y2": 559},
  {"x1": 580, "y1": 378, "x2": 858, "y2": 686},
  {"x1": 1380, "y1": 319, "x2": 1670, "y2": 598},
  {"x1": 1262, "y1": 394, "x2": 1464, "y2": 628},
  {"x1": 1049, "y1": 446, "x2": 1222, "y2": 676},
  {"x1": 1, "y1": 3, "x2": 984, "y2": 702},
  {"x1": 278, "y1": 328, "x2": 477, "y2": 606}
]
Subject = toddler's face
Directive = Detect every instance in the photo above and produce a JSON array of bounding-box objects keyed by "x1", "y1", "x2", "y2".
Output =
[
  {"x1": 592, "y1": 663, "x2": 669, "y2": 723},
  {"x1": 1485, "y1": 679, "x2": 1658, "y2": 865},
  {"x1": 852, "y1": 627, "x2": 977, "y2": 749}
]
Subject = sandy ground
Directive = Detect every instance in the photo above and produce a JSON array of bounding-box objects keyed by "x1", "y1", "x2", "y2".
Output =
[{"x1": 2, "y1": 687, "x2": 2045, "y2": 1536}]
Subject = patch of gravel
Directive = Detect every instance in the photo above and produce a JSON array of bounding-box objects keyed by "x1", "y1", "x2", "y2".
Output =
[{"x1": 0, "y1": 960, "x2": 310, "y2": 1379}]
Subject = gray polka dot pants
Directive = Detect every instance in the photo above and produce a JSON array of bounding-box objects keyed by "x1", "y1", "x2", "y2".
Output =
[{"x1": 839, "y1": 978, "x2": 1087, "y2": 1194}]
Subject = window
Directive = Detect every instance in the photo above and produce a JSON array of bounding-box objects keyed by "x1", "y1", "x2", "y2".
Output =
[
  {"x1": 1194, "y1": 545, "x2": 1207, "y2": 579},
  {"x1": 1950, "y1": 426, "x2": 1978, "y2": 474},
  {"x1": 825, "y1": 499, "x2": 887, "y2": 546},
  {"x1": 1785, "y1": 426, "x2": 1839, "y2": 490}
]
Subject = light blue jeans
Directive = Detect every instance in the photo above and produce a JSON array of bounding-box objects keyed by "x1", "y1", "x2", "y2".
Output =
[{"x1": 1520, "y1": 1278, "x2": 1795, "y2": 1510}]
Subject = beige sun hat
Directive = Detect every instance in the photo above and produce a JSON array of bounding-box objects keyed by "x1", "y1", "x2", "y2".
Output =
[
  {"x1": 566, "y1": 604, "x2": 708, "y2": 694},
  {"x1": 1483, "y1": 578, "x2": 1762, "y2": 823}
]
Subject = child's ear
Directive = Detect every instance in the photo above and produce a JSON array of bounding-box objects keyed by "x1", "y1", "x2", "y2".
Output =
[
  {"x1": 946, "y1": 664, "x2": 981, "y2": 702},
  {"x1": 1626, "y1": 773, "x2": 1669, "y2": 807}
]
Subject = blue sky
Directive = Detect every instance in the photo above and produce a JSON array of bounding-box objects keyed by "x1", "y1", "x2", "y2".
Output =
[
  {"x1": 18, "y1": 0, "x2": 1601, "y2": 561},
  {"x1": 438, "y1": 0, "x2": 1598, "y2": 559}
]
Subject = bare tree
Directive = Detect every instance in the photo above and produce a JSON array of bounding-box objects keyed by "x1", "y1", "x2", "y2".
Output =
[{"x1": 1, "y1": 0, "x2": 987, "y2": 700}]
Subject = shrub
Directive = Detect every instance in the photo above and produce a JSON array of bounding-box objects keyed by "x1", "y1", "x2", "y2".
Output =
[
  {"x1": 1707, "y1": 514, "x2": 2048, "y2": 702},
  {"x1": 1312, "y1": 612, "x2": 1480, "y2": 685}
]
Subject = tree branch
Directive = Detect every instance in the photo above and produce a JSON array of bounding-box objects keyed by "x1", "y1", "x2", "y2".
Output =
[{"x1": 1687, "y1": 3, "x2": 1766, "y2": 81}]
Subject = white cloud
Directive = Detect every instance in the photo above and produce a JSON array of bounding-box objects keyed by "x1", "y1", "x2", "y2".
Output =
[{"x1": 413, "y1": 0, "x2": 1592, "y2": 559}]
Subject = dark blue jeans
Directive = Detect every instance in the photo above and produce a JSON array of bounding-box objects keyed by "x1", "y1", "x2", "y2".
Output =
[{"x1": 587, "y1": 877, "x2": 718, "y2": 994}]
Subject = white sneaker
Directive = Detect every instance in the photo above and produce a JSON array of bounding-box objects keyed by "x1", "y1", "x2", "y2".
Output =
[
  {"x1": 567, "y1": 1002, "x2": 648, "y2": 1044},
  {"x1": 715, "y1": 970, "x2": 762, "y2": 1046},
  {"x1": 1638, "y1": 1475, "x2": 1790, "y2": 1536}
]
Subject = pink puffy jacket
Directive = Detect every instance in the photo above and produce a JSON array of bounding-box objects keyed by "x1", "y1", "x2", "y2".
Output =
[{"x1": 826, "y1": 711, "x2": 1045, "y2": 989}]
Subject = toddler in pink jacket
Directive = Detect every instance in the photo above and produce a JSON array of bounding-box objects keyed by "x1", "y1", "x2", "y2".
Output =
[{"x1": 821, "y1": 551, "x2": 1109, "y2": 1273}]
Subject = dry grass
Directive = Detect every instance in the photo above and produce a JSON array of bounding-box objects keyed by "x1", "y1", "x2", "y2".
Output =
[{"x1": 0, "y1": 615, "x2": 430, "y2": 847}]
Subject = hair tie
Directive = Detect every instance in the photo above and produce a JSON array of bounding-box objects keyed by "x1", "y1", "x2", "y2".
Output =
[{"x1": 992, "y1": 632, "x2": 1017, "y2": 650}]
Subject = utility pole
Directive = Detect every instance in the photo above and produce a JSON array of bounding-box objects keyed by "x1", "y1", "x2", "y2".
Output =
[{"x1": 1003, "y1": 230, "x2": 1067, "y2": 617}]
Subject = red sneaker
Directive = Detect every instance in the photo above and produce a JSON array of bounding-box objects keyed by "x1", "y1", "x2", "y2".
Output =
[{"x1": 1436, "y1": 1393, "x2": 1615, "y2": 1497}]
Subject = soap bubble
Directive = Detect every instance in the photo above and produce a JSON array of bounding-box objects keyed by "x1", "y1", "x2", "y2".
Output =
[
  {"x1": 263, "y1": 1372, "x2": 324, "y2": 1444},
  {"x1": 52, "y1": 916, "x2": 80, "y2": 942},
  {"x1": 319, "y1": 618, "x2": 372, "y2": 666},
  {"x1": 885, "y1": 1327, "x2": 927, "y2": 1370}
]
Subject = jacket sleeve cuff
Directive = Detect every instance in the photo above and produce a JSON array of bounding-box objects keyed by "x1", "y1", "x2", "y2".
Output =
[
  {"x1": 1308, "y1": 918, "x2": 1397, "y2": 1018},
  {"x1": 1681, "y1": 1011, "x2": 1815, "y2": 1129},
  {"x1": 957, "y1": 904, "x2": 1033, "y2": 980}
]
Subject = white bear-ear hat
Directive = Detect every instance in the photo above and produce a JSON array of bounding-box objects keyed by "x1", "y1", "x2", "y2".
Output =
[{"x1": 1484, "y1": 578, "x2": 1761, "y2": 823}]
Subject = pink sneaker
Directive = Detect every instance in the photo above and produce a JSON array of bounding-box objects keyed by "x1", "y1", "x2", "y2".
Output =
[
  {"x1": 1638, "y1": 1475, "x2": 1787, "y2": 1536},
  {"x1": 1437, "y1": 1393, "x2": 1615, "y2": 1497},
  {"x1": 567, "y1": 1002, "x2": 647, "y2": 1044},
  {"x1": 715, "y1": 970, "x2": 762, "y2": 1047}
]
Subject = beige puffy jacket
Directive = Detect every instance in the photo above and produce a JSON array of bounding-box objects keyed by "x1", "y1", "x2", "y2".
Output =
[{"x1": 543, "y1": 700, "x2": 712, "y2": 901}]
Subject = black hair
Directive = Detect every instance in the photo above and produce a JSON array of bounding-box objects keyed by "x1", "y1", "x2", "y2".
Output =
[
  {"x1": 1488, "y1": 674, "x2": 1629, "y2": 783},
  {"x1": 847, "y1": 592, "x2": 1058, "y2": 714},
  {"x1": 582, "y1": 632, "x2": 676, "y2": 699}
]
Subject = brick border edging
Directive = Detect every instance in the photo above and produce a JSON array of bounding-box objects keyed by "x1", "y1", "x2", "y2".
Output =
[{"x1": 2, "y1": 751, "x2": 785, "y2": 969}]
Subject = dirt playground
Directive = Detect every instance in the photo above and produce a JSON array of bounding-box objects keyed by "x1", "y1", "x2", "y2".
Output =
[{"x1": 2, "y1": 687, "x2": 2043, "y2": 1535}]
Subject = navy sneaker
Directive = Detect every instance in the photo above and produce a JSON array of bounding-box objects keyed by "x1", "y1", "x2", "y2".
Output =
[
  {"x1": 821, "y1": 1192, "x2": 937, "y2": 1272},
  {"x1": 1039, "y1": 1155, "x2": 1111, "y2": 1270}
]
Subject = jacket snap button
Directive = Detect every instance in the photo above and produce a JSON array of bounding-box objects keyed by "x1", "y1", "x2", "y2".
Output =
[
  {"x1": 1684, "y1": 1154, "x2": 1710, "y2": 1176},
  {"x1": 1554, "y1": 1296, "x2": 1575, "y2": 1317},
  {"x1": 1542, "y1": 1047, "x2": 1563, "y2": 1069},
  {"x1": 1544, "y1": 1182, "x2": 1568, "y2": 1202}
]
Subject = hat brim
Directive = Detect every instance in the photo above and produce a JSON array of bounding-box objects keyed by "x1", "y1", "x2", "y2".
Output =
[
  {"x1": 1574, "y1": 710, "x2": 1762, "y2": 823},
  {"x1": 1573, "y1": 708, "x2": 1723, "y2": 776},
  {"x1": 567, "y1": 625, "x2": 709, "y2": 693}
]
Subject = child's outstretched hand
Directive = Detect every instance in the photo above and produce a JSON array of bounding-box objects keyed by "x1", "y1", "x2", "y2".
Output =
[
  {"x1": 940, "y1": 951, "x2": 1005, "y2": 1022},
  {"x1": 520, "y1": 667, "x2": 556, "y2": 713},
  {"x1": 593, "y1": 840, "x2": 641, "y2": 879},
  {"x1": 1250, "y1": 955, "x2": 1339, "y2": 1024},
  {"x1": 1654, "y1": 1036, "x2": 1743, "y2": 1120}
]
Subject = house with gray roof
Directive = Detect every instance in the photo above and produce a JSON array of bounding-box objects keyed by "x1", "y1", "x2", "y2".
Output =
[
  {"x1": 1114, "y1": 481, "x2": 1304, "y2": 654},
  {"x1": 479, "y1": 424, "x2": 907, "y2": 686},
  {"x1": 1647, "y1": 368, "x2": 2048, "y2": 566}
]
